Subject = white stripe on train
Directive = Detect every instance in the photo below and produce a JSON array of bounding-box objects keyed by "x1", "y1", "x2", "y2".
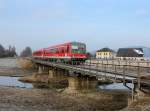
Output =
[{"x1": 33, "y1": 56, "x2": 86, "y2": 59}]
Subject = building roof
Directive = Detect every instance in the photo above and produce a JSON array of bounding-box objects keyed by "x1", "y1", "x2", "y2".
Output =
[
  {"x1": 97, "y1": 48, "x2": 115, "y2": 53},
  {"x1": 117, "y1": 48, "x2": 144, "y2": 57}
]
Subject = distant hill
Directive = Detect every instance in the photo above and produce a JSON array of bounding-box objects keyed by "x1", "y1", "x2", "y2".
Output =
[
  {"x1": 90, "y1": 50, "x2": 96, "y2": 55},
  {"x1": 143, "y1": 47, "x2": 150, "y2": 57}
]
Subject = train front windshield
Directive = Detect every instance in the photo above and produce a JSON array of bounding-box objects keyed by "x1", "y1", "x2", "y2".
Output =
[{"x1": 71, "y1": 42, "x2": 86, "y2": 54}]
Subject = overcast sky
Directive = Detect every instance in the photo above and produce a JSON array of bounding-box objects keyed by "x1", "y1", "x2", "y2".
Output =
[{"x1": 0, "y1": 0, "x2": 150, "y2": 54}]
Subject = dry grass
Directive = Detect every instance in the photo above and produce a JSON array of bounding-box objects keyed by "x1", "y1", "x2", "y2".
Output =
[
  {"x1": 120, "y1": 96, "x2": 150, "y2": 111},
  {"x1": 0, "y1": 86, "x2": 128, "y2": 111},
  {"x1": 17, "y1": 58, "x2": 34, "y2": 69}
]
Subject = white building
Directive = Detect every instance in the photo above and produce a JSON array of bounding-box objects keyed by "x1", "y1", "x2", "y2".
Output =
[{"x1": 96, "y1": 48, "x2": 116, "y2": 59}]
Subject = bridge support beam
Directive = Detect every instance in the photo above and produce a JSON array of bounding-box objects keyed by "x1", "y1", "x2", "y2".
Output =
[
  {"x1": 38, "y1": 66, "x2": 43, "y2": 74},
  {"x1": 48, "y1": 69, "x2": 54, "y2": 78}
]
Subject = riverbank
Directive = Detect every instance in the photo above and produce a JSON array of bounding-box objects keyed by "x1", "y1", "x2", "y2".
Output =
[
  {"x1": 120, "y1": 97, "x2": 150, "y2": 111},
  {"x1": 18, "y1": 74, "x2": 150, "y2": 111},
  {"x1": 0, "y1": 58, "x2": 35, "y2": 77},
  {"x1": 0, "y1": 86, "x2": 128, "y2": 111}
]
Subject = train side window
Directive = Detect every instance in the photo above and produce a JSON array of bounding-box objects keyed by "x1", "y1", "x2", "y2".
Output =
[
  {"x1": 67, "y1": 46, "x2": 69, "y2": 53},
  {"x1": 61, "y1": 48, "x2": 63, "y2": 53},
  {"x1": 64, "y1": 47, "x2": 66, "y2": 53},
  {"x1": 56, "y1": 48, "x2": 59, "y2": 53},
  {"x1": 60, "y1": 48, "x2": 63, "y2": 53},
  {"x1": 57, "y1": 48, "x2": 60, "y2": 53}
]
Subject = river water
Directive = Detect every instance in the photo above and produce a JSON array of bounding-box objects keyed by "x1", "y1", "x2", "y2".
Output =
[
  {"x1": 0, "y1": 58, "x2": 19, "y2": 68},
  {"x1": 0, "y1": 76, "x2": 33, "y2": 88},
  {"x1": 0, "y1": 58, "x2": 32, "y2": 88}
]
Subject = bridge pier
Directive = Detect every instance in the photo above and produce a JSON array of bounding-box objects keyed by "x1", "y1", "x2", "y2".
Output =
[
  {"x1": 48, "y1": 68, "x2": 64, "y2": 79},
  {"x1": 57, "y1": 69, "x2": 68, "y2": 79},
  {"x1": 67, "y1": 77, "x2": 80, "y2": 90},
  {"x1": 38, "y1": 66, "x2": 43, "y2": 74},
  {"x1": 38, "y1": 65, "x2": 50, "y2": 74},
  {"x1": 47, "y1": 68, "x2": 68, "y2": 86},
  {"x1": 64, "y1": 75, "x2": 98, "y2": 93},
  {"x1": 48, "y1": 69, "x2": 54, "y2": 78}
]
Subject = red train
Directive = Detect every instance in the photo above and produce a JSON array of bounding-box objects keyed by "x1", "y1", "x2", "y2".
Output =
[{"x1": 32, "y1": 42, "x2": 87, "y2": 64}]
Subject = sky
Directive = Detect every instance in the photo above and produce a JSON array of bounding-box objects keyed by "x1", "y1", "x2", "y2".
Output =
[{"x1": 0, "y1": 0, "x2": 150, "y2": 54}]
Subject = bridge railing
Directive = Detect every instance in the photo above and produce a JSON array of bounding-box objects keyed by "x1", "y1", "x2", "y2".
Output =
[{"x1": 32, "y1": 58, "x2": 150, "y2": 89}]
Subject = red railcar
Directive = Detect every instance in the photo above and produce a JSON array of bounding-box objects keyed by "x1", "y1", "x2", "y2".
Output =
[{"x1": 32, "y1": 42, "x2": 87, "y2": 64}]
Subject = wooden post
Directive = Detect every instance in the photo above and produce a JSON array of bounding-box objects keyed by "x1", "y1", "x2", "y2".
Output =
[
  {"x1": 125, "y1": 60, "x2": 127, "y2": 72},
  {"x1": 137, "y1": 64, "x2": 141, "y2": 90},
  {"x1": 118, "y1": 60, "x2": 120, "y2": 66},
  {"x1": 146, "y1": 62, "x2": 149, "y2": 73},
  {"x1": 112, "y1": 60, "x2": 114, "y2": 72},
  {"x1": 106, "y1": 59, "x2": 108, "y2": 71},
  {"x1": 90, "y1": 58, "x2": 91, "y2": 69},
  {"x1": 132, "y1": 79, "x2": 134, "y2": 101},
  {"x1": 96, "y1": 63, "x2": 99, "y2": 75},
  {"x1": 88, "y1": 58, "x2": 92, "y2": 74},
  {"x1": 43, "y1": 66, "x2": 45, "y2": 70},
  {"x1": 86, "y1": 77, "x2": 89, "y2": 89},
  {"x1": 114, "y1": 65, "x2": 117, "y2": 83},
  {"x1": 147, "y1": 62, "x2": 149, "y2": 67},
  {"x1": 102, "y1": 60, "x2": 104, "y2": 71},
  {"x1": 123, "y1": 65, "x2": 126, "y2": 85},
  {"x1": 104, "y1": 63, "x2": 107, "y2": 80},
  {"x1": 112, "y1": 60, "x2": 116, "y2": 72}
]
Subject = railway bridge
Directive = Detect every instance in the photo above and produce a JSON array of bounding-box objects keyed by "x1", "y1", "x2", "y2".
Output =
[{"x1": 31, "y1": 58, "x2": 150, "y2": 93}]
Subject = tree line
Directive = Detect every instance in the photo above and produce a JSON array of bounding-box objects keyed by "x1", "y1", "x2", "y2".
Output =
[
  {"x1": 0, "y1": 44, "x2": 92, "y2": 58},
  {"x1": 0, "y1": 44, "x2": 32, "y2": 58},
  {"x1": 20, "y1": 47, "x2": 32, "y2": 57},
  {"x1": 0, "y1": 44, "x2": 17, "y2": 58}
]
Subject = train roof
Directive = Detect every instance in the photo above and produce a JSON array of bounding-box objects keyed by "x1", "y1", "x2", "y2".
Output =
[
  {"x1": 33, "y1": 48, "x2": 44, "y2": 53},
  {"x1": 45, "y1": 41, "x2": 85, "y2": 49},
  {"x1": 33, "y1": 41, "x2": 86, "y2": 52}
]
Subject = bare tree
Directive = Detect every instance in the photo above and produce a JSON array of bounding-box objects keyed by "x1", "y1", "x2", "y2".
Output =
[
  {"x1": 5, "y1": 45, "x2": 17, "y2": 57},
  {"x1": 0, "y1": 44, "x2": 5, "y2": 57},
  {"x1": 20, "y1": 47, "x2": 32, "y2": 57},
  {"x1": 0, "y1": 44, "x2": 17, "y2": 58}
]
